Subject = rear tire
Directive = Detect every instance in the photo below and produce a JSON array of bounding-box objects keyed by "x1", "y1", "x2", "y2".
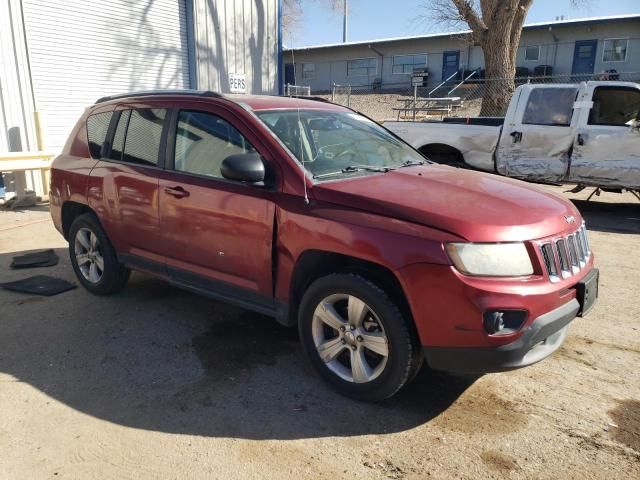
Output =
[
  {"x1": 298, "y1": 273, "x2": 419, "y2": 401},
  {"x1": 68, "y1": 213, "x2": 130, "y2": 295}
]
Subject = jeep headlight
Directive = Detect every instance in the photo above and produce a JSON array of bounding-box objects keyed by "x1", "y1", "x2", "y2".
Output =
[{"x1": 445, "y1": 242, "x2": 534, "y2": 277}]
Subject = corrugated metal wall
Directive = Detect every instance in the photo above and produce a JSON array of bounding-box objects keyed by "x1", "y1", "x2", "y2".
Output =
[
  {"x1": 192, "y1": 0, "x2": 278, "y2": 95},
  {"x1": 0, "y1": 0, "x2": 37, "y2": 152},
  {"x1": 21, "y1": 0, "x2": 191, "y2": 151}
]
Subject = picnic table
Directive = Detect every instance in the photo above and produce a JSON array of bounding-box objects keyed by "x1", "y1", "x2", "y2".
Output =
[{"x1": 393, "y1": 97, "x2": 462, "y2": 120}]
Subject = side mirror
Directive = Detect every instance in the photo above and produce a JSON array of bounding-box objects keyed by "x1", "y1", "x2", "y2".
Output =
[{"x1": 221, "y1": 152, "x2": 266, "y2": 183}]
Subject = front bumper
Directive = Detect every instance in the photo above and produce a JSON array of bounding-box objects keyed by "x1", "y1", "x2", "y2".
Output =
[{"x1": 423, "y1": 298, "x2": 580, "y2": 373}]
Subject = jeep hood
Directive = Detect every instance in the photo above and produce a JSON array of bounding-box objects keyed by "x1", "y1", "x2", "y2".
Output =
[{"x1": 312, "y1": 164, "x2": 581, "y2": 242}]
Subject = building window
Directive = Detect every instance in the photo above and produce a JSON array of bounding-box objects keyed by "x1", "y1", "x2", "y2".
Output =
[
  {"x1": 302, "y1": 63, "x2": 315, "y2": 80},
  {"x1": 524, "y1": 45, "x2": 540, "y2": 62},
  {"x1": 603, "y1": 39, "x2": 628, "y2": 62},
  {"x1": 347, "y1": 57, "x2": 377, "y2": 77},
  {"x1": 392, "y1": 54, "x2": 427, "y2": 74}
]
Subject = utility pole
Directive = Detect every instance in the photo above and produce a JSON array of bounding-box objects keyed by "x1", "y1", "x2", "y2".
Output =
[{"x1": 342, "y1": 0, "x2": 348, "y2": 43}]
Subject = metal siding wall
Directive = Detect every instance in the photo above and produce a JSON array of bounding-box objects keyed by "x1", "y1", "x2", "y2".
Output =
[
  {"x1": 0, "y1": 0, "x2": 36, "y2": 152},
  {"x1": 192, "y1": 0, "x2": 278, "y2": 95},
  {"x1": 22, "y1": 0, "x2": 190, "y2": 152}
]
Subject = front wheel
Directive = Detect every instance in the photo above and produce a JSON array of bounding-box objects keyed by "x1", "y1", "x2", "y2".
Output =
[{"x1": 298, "y1": 274, "x2": 419, "y2": 401}]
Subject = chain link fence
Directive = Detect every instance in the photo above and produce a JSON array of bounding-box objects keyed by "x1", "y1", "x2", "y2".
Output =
[{"x1": 302, "y1": 71, "x2": 640, "y2": 121}]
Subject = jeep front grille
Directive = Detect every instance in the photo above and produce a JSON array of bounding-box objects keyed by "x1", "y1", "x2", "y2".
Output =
[{"x1": 539, "y1": 224, "x2": 591, "y2": 282}]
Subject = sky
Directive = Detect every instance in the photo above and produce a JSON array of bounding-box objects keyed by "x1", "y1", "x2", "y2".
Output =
[{"x1": 285, "y1": 0, "x2": 640, "y2": 48}]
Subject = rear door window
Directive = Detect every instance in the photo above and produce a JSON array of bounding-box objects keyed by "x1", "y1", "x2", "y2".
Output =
[
  {"x1": 122, "y1": 109, "x2": 167, "y2": 166},
  {"x1": 86, "y1": 112, "x2": 113, "y2": 158},
  {"x1": 588, "y1": 86, "x2": 640, "y2": 126},
  {"x1": 522, "y1": 88, "x2": 577, "y2": 126}
]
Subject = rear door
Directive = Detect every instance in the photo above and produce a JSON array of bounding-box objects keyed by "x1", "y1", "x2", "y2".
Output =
[
  {"x1": 569, "y1": 84, "x2": 640, "y2": 188},
  {"x1": 496, "y1": 85, "x2": 578, "y2": 182},
  {"x1": 87, "y1": 105, "x2": 168, "y2": 266},
  {"x1": 158, "y1": 102, "x2": 277, "y2": 302}
]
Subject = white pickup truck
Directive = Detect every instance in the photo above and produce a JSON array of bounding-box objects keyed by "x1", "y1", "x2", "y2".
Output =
[{"x1": 386, "y1": 81, "x2": 640, "y2": 192}]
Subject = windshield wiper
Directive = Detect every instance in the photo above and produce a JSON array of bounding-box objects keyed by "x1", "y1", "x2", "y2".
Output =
[
  {"x1": 312, "y1": 165, "x2": 393, "y2": 179},
  {"x1": 398, "y1": 159, "x2": 426, "y2": 168}
]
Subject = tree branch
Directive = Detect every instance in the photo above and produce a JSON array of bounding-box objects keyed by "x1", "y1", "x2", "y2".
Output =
[{"x1": 451, "y1": 0, "x2": 487, "y2": 34}]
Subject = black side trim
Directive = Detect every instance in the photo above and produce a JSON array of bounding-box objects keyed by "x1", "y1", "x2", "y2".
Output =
[
  {"x1": 424, "y1": 299, "x2": 580, "y2": 374},
  {"x1": 119, "y1": 253, "x2": 290, "y2": 325}
]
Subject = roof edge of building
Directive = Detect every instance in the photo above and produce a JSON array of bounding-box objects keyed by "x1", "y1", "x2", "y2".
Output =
[{"x1": 284, "y1": 13, "x2": 640, "y2": 52}]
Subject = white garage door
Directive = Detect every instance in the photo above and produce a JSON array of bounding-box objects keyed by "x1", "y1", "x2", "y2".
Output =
[{"x1": 22, "y1": 0, "x2": 191, "y2": 151}]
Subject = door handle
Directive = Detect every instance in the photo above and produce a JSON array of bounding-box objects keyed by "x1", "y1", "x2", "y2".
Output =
[
  {"x1": 164, "y1": 186, "x2": 190, "y2": 198},
  {"x1": 577, "y1": 133, "x2": 585, "y2": 146},
  {"x1": 510, "y1": 131, "x2": 522, "y2": 143}
]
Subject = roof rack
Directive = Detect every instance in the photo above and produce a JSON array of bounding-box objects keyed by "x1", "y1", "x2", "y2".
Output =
[
  {"x1": 288, "y1": 95, "x2": 333, "y2": 104},
  {"x1": 95, "y1": 89, "x2": 222, "y2": 104}
]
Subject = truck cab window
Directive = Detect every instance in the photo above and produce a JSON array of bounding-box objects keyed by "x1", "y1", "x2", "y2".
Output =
[
  {"x1": 589, "y1": 87, "x2": 640, "y2": 126},
  {"x1": 522, "y1": 88, "x2": 577, "y2": 126}
]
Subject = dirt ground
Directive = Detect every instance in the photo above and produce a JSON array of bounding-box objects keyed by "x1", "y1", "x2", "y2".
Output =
[{"x1": 0, "y1": 186, "x2": 638, "y2": 479}]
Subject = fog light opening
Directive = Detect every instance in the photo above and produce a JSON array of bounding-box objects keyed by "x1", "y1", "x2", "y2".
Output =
[{"x1": 483, "y1": 309, "x2": 528, "y2": 335}]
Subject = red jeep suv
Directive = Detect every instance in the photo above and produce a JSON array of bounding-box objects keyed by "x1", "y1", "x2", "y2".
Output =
[{"x1": 50, "y1": 90, "x2": 599, "y2": 401}]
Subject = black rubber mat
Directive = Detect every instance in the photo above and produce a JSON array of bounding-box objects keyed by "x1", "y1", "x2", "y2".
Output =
[
  {"x1": 0, "y1": 275, "x2": 76, "y2": 296},
  {"x1": 10, "y1": 249, "x2": 59, "y2": 269}
]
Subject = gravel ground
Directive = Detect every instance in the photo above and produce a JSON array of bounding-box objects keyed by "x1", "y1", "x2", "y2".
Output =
[{"x1": 0, "y1": 186, "x2": 638, "y2": 479}]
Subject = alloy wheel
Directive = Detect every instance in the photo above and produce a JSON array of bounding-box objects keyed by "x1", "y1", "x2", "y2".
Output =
[
  {"x1": 311, "y1": 293, "x2": 389, "y2": 383},
  {"x1": 74, "y1": 227, "x2": 104, "y2": 284}
]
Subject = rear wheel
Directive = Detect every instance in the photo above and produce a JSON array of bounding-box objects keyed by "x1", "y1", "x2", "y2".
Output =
[
  {"x1": 69, "y1": 213, "x2": 130, "y2": 295},
  {"x1": 299, "y1": 274, "x2": 419, "y2": 401}
]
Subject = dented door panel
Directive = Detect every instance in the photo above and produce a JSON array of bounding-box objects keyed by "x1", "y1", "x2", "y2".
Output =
[{"x1": 569, "y1": 128, "x2": 640, "y2": 188}]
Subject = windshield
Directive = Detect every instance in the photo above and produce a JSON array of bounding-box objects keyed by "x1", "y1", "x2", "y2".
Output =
[{"x1": 255, "y1": 109, "x2": 426, "y2": 179}]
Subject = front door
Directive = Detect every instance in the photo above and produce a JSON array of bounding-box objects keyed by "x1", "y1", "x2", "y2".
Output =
[
  {"x1": 442, "y1": 51, "x2": 460, "y2": 82},
  {"x1": 158, "y1": 104, "x2": 276, "y2": 301},
  {"x1": 285, "y1": 63, "x2": 295, "y2": 85},
  {"x1": 570, "y1": 85, "x2": 640, "y2": 188},
  {"x1": 572, "y1": 40, "x2": 597, "y2": 79},
  {"x1": 496, "y1": 85, "x2": 578, "y2": 182}
]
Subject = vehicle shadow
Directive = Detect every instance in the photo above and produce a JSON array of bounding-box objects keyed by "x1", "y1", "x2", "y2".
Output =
[
  {"x1": 570, "y1": 199, "x2": 640, "y2": 234},
  {"x1": 0, "y1": 248, "x2": 477, "y2": 440}
]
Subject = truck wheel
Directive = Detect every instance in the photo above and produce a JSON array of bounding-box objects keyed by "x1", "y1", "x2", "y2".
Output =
[
  {"x1": 68, "y1": 213, "x2": 130, "y2": 295},
  {"x1": 298, "y1": 273, "x2": 418, "y2": 401}
]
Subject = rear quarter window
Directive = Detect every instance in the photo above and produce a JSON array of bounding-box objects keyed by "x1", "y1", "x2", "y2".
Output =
[
  {"x1": 522, "y1": 88, "x2": 577, "y2": 126},
  {"x1": 86, "y1": 112, "x2": 113, "y2": 159}
]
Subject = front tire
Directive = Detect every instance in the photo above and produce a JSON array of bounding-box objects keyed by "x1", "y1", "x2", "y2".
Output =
[
  {"x1": 68, "y1": 213, "x2": 130, "y2": 295},
  {"x1": 298, "y1": 274, "x2": 419, "y2": 401}
]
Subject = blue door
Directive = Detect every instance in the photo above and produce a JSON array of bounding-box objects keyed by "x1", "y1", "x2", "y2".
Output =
[
  {"x1": 572, "y1": 40, "x2": 597, "y2": 79},
  {"x1": 284, "y1": 63, "x2": 295, "y2": 85},
  {"x1": 442, "y1": 51, "x2": 460, "y2": 82}
]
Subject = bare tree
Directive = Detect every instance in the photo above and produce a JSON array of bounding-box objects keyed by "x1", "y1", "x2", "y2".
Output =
[{"x1": 421, "y1": 1, "x2": 583, "y2": 115}]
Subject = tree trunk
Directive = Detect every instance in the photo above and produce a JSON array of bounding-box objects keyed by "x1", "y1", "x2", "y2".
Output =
[{"x1": 480, "y1": 33, "x2": 516, "y2": 116}]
